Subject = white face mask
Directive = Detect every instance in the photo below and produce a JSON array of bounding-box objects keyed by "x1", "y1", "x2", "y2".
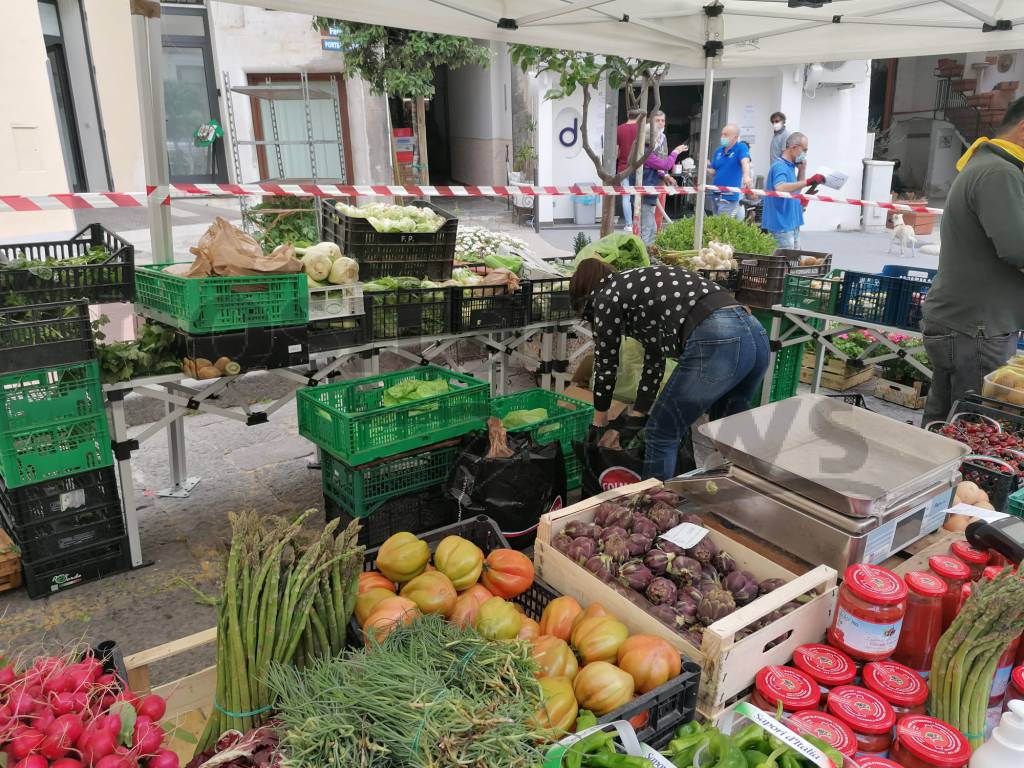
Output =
[{"x1": 772, "y1": 122, "x2": 784, "y2": 132}]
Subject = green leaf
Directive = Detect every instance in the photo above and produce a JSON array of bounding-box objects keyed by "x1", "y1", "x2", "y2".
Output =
[
  {"x1": 161, "y1": 722, "x2": 199, "y2": 745},
  {"x1": 109, "y1": 701, "x2": 138, "y2": 747},
  {"x1": 1, "y1": 749, "x2": 8, "y2": 768}
]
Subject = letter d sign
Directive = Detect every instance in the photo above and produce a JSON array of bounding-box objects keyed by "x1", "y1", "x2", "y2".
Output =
[{"x1": 559, "y1": 118, "x2": 578, "y2": 148}]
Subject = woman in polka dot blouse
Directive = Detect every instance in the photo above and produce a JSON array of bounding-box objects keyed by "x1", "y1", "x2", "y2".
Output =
[{"x1": 569, "y1": 258, "x2": 770, "y2": 480}]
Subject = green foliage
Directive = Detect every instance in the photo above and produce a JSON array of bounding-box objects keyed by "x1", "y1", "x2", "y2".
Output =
[
  {"x1": 312, "y1": 19, "x2": 491, "y2": 98},
  {"x1": 0, "y1": 246, "x2": 111, "y2": 280},
  {"x1": 245, "y1": 196, "x2": 318, "y2": 253},
  {"x1": 92, "y1": 316, "x2": 181, "y2": 384},
  {"x1": 508, "y1": 46, "x2": 666, "y2": 105},
  {"x1": 654, "y1": 215, "x2": 778, "y2": 256},
  {"x1": 571, "y1": 231, "x2": 592, "y2": 255}
]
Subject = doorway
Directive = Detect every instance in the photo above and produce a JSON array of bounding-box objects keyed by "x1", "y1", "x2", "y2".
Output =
[
  {"x1": 39, "y1": 0, "x2": 86, "y2": 192},
  {"x1": 161, "y1": 5, "x2": 227, "y2": 183}
]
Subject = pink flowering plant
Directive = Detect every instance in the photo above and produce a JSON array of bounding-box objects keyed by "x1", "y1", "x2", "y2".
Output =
[{"x1": 879, "y1": 332, "x2": 930, "y2": 384}]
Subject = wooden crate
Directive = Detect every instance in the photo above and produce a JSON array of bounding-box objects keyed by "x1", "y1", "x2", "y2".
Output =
[
  {"x1": 874, "y1": 377, "x2": 928, "y2": 409},
  {"x1": 534, "y1": 479, "x2": 838, "y2": 718},
  {"x1": 0, "y1": 529, "x2": 21, "y2": 593},
  {"x1": 799, "y1": 363, "x2": 875, "y2": 391}
]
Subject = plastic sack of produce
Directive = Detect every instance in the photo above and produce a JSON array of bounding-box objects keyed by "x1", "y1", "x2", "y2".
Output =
[
  {"x1": 574, "y1": 425, "x2": 694, "y2": 497},
  {"x1": 574, "y1": 232, "x2": 650, "y2": 271},
  {"x1": 446, "y1": 418, "x2": 566, "y2": 550}
]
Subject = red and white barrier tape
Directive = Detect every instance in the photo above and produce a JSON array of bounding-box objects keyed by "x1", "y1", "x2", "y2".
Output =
[{"x1": 0, "y1": 182, "x2": 945, "y2": 215}]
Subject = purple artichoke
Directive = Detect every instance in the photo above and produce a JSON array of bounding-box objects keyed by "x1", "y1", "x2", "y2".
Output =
[
  {"x1": 759, "y1": 578, "x2": 787, "y2": 596},
  {"x1": 567, "y1": 537, "x2": 598, "y2": 564},
  {"x1": 697, "y1": 579, "x2": 722, "y2": 597},
  {"x1": 712, "y1": 550, "x2": 737, "y2": 575},
  {"x1": 602, "y1": 536, "x2": 631, "y2": 563},
  {"x1": 697, "y1": 588, "x2": 737, "y2": 625},
  {"x1": 649, "y1": 603, "x2": 692, "y2": 631},
  {"x1": 585, "y1": 554, "x2": 614, "y2": 581},
  {"x1": 631, "y1": 515, "x2": 658, "y2": 540},
  {"x1": 688, "y1": 537, "x2": 718, "y2": 565},
  {"x1": 644, "y1": 548, "x2": 673, "y2": 576},
  {"x1": 700, "y1": 563, "x2": 721, "y2": 583},
  {"x1": 683, "y1": 627, "x2": 705, "y2": 647},
  {"x1": 679, "y1": 585, "x2": 704, "y2": 605},
  {"x1": 626, "y1": 533, "x2": 652, "y2": 557},
  {"x1": 648, "y1": 488, "x2": 681, "y2": 507},
  {"x1": 667, "y1": 555, "x2": 703, "y2": 586},
  {"x1": 645, "y1": 577, "x2": 678, "y2": 606},
  {"x1": 599, "y1": 525, "x2": 628, "y2": 544},
  {"x1": 605, "y1": 506, "x2": 634, "y2": 531},
  {"x1": 724, "y1": 570, "x2": 759, "y2": 606},
  {"x1": 674, "y1": 592, "x2": 699, "y2": 619},
  {"x1": 564, "y1": 520, "x2": 601, "y2": 540},
  {"x1": 648, "y1": 502, "x2": 681, "y2": 533},
  {"x1": 594, "y1": 502, "x2": 629, "y2": 528},
  {"x1": 679, "y1": 512, "x2": 705, "y2": 526},
  {"x1": 779, "y1": 600, "x2": 802, "y2": 616},
  {"x1": 618, "y1": 559, "x2": 655, "y2": 591},
  {"x1": 552, "y1": 532, "x2": 573, "y2": 554},
  {"x1": 658, "y1": 540, "x2": 687, "y2": 557}
]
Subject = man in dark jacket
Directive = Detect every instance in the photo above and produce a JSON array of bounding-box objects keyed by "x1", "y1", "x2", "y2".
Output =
[{"x1": 921, "y1": 97, "x2": 1024, "y2": 424}]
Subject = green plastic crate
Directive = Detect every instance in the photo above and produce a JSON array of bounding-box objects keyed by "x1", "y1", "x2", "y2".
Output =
[
  {"x1": 297, "y1": 365, "x2": 489, "y2": 465},
  {"x1": 321, "y1": 443, "x2": 459, "y2": 518},
  {"x1": 1, "y1": 361, "x2": 104, "y2": 433},
  {"x1": 134, "y1": 263, "x2": 308, "y2": 333},
  {"x1": 782, "y1": 271, "x2": 844, "y2": 314},
  {"x1": 0, "y1": 413, "x2": 113, "y2": 489},
  {"x1": 1009, "y1": 488, "x2": 1024, "y2": 518},
  {"x1": 750, "y1": 341, "x2": 805, "y2": 407}
]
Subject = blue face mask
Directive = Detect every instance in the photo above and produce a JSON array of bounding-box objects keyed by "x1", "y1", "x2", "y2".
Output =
[
  {"x1": 720, "y1": 136, "x2": 731, "y2": 147},
  {"x1": 794, "y1": 151, "x2": 807, "y2": 164}
]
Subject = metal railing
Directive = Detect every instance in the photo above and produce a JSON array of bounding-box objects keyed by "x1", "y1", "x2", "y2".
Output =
[{"x1": 934, "y1": 75, "x2": 982, "y2": 145}]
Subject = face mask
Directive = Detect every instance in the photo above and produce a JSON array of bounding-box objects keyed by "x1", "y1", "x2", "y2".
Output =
[
  {"x1": 772, "y1": 122, "x2": 784, "y2": 132},
  {"x1": 794, "y1": 151, "x2": 807, "y2": 165},
  {"x1": 720, "y1": 136, "x2": 731, "y2": 147}
]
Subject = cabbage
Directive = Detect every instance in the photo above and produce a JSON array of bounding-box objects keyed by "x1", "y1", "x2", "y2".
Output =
[
  {"x1": 338, "y1": 202, "x2": 446, "y2": 233},
  {"x1": 328, "y1": 256, "x2": 359, "y2": 285},
  {"x1": 383, "y1": 378, "x2": 451, "y2": 414},
  {"x1": 500, "y1": 408, "x2": 548, "y2": 430}
]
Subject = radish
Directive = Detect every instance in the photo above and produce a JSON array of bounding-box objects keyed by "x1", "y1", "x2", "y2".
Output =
[
  {"x1": 147, "y1": 750, "x2": 179, "y2": 768},
  {"x1": 136, "y1": 696, "x2": 165, "y2": 723},
  {"x1": 94, "y1": 674, "x2": 116, "y2": 690},
  {"x1": 67, "y1": 665, "x2": 93, "y2": 693},
  {"x1": 52, "y1": 759, "x2": 84, "y2": 768},
  {"x1": 49, "y1": 692, "x2": 78, "y2": 716},
  {"x1": 82, "y1": 730, "x2": 117, "y2": 764},
  {"x1": 44, "y1": 672, "x2": 73, "y2": 696},
  {"x1": 81, "y1": 659, "x2": 103, "y2": 684},
  {"x1": 7, "y1": 728, "x2": 45, "y2": 760},
  {"x1": 96, "y1": 755, "x2": 131, "y2": 768},
  {"x1": 131, "y1": 718, "x2": 162, "y2": 757},
  {"x1": 8, "y1": 689, "x2": 37, "y2": 718},
  {"x1": 30, "y1": 706, "x2": 55, "y2": 732},
  {"x1": 0, "y1": 665, "x2": 15, "y2": 685},
  {"x1": 49, "y1": 713, "x2": 84, "y2": 746},
  {"x1": 40, "y1": 734, "x2": 69, "y2": 760},
  {"x1": 14, "y1": 755, "x2": 48, "y2": 768}
]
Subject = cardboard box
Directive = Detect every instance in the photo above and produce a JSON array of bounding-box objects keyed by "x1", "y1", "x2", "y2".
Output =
[{"x1": 563, "y1": 384, "x2": 629, "y2": 420}]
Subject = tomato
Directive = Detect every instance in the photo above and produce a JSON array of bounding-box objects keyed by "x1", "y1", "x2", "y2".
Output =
[
  {"x1": 480, "y1": 549, "x2": 535, "y2": 599},
  {"x1": 532, "y1": 677, "x2": 578, "y2": 736},
  {"x1": 399, "y1": 571, "x2": 458, "y2": 618},
  {"x1": 474, "y1": 597, "x2": 523, "y2": 641},
  {"x1": 450, "y1": 588, "x2": 491, "y2": 628},
  {"x1": 538, "y1": 596, "x2": 582, "y2": 642},
  {"x1": 363, "y1": 596, "x2": 420, "y2": 643},
  {"x1": 571, "y1": 602, "x2": 611, "y2": 633},
  {"x1": 616, "y1": 635, "x2": 681, "y2": 694},
  {"x1": 531, "y1": 636, "x2": 579, "y2": 680},
  {"x1": 571, "y1": 615, "x2": 629, "y2": 665},
  {"x1": 517, "y1": 617, "x2": 541, "y2": 642},
  {"x1": 573, "y1": 662, "x2": 634, "y2": 716},
  {"x1": 355, "y1": 588, "x2": 397, "y2": 627},
  {"x1": 358, "y1": 572, "x2": 396, "y2": 594},
  {"x1": 375, "y1": 532, "x2": 430, "y2": 584},
  {"x1": 433, "y1": 535, "x2": 485, "y2": 591}
]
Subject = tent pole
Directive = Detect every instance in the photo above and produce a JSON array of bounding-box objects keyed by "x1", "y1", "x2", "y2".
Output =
[
  {"x1": 130, "y1": 0, "x2": 173, "y2": 264},
  {"x1": 694, "y1": 55, "x2": 714, "y2": 249}
]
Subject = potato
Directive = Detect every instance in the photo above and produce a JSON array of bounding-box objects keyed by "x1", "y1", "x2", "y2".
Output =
[
  {"x1": 973, "y1": 501, "x2": 996, "y2": 511},
  {"x1": 195, "y1": 358, "x2": 214, "y2": 371},
  {"x1": 182, "y1": 358, "x2": 196, "y2": 377},
  {"x1": 214, "y1": 356, "x2": 232, "y2": 373},
  {"x1": 955, "y1": 481, "x2": 986, "y2": 506},
  {"x1": 944, "y1": 513, "x2": 974, "y2": 533},
  {"x1": 197, "y1": 366, "x2": 221, "y2": 380}
]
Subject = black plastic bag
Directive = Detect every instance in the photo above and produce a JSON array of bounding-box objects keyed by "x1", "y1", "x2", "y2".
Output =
[
  {"x1": 574, "y1": 428, "x2": 695, "y2": 496},
  {"x1": 446, "y1": 431, "x2": 567, "y2": 549}
]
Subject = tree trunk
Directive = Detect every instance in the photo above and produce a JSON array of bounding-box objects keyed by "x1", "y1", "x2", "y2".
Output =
[
  {"x1": 415, "y1": 97, "x2": 429, "y2": 186},
  {"x1": 599, "y1": 197, "x2": 616, "y2": 237}
]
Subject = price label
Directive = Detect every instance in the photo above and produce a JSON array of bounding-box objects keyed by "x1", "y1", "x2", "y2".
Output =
[
  {"x1": 946, "y1": 502, "x2": 1010, "y2": 523},
  {"x1": 734, "y1": 702, "x2": 835, "y2": 768},
  {"x1": 659, "y1": 522, "x2": 708, "y2": 550}
]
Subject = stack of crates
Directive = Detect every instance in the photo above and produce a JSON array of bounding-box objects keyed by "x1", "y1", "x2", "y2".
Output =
[
  {"x1": 750, "y1": 307, "x2": 813, "y2": 406},
  {"x1": 296, "y1": 365, "x2": 490, "y2": 547},
  {"x1": 0, "y1": 300, "x2": 127, "y2": 598}
]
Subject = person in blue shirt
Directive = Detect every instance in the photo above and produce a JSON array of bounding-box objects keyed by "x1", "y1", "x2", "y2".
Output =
[
  {"x1": 763, "y1": 132, "x2": 825, "y2": 249},
  {"x1": 707, "y1": 124, "x2": 751, "y2": 220}
]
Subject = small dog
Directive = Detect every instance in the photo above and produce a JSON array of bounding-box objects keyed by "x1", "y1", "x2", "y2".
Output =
[{"x1": 888, "y1": 213, "x2": 918, "y2": 258}]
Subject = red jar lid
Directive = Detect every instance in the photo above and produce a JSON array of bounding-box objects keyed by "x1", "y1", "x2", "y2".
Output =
[
  {"x1": 854, "y1": 759, "x2": 902, "y2": 768},
  {"x1": 929, "y1": 554, "x2": 971, "y2": 580},
  {"x1": 1012, "y1": 665, "x2": 1024, "y2": 693},
  {"x1": 951, "y1": 539, "x2": 990, "y2": 566},
  {"x1": 826, "y1": 685, "x2": 896, "y2": 734},
  {"x1": 755, "y1": 666, "x2": 820, "y2": 711},
  {"x1": 842, "y1": 564, "x2": 908, "y2": 605},
  {"x1": 862, "y1": 661, "x2": 929, "y2": 707},
  {"x1": 983, "y1": 565, "x2": 1005, "y2": 580},
  {"x1": 895, "y1": 715, "x2": 972, "y2": 767},
  {"x1": 792, "y1": 644, "x2": 857, "y2": 686},
  {"x1": 788, "y1": 711, "x2": 858, "y2": 757},
  {"x1": 904, "y1": 570, "x2": 947, "y2": 597}
]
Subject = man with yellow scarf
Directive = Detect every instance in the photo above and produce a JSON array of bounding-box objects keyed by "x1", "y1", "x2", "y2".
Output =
[{"x1": 920, "y1": 97, "x2": 1024, "y2": 426}]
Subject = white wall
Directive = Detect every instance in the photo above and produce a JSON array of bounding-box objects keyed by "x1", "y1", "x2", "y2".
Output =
[
  {"x1": 965, "y1": 50, "x2": 1024, "y2": 97},
  {"x1": 446, "y1": 41, "x2": 512, "y2": 185},
  {"x1": 722, "y1": 76, "x2": 776, "y2": 181}
]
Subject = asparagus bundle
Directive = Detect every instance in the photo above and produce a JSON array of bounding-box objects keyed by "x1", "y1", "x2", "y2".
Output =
[
  {"x1": 197, "y1": 509, "x2": 363, "y2": 752},
  {"x1": 928, "y1": 569, "x2": 1024, "y2": 748}
]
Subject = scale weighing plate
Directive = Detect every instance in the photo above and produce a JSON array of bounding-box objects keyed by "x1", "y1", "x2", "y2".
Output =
[{"x1": 667, "y1": 465, "x2": 955, "y2": 573}]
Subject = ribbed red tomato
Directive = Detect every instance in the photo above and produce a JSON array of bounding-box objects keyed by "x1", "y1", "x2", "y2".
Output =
[{"x1": 480, "y1": 549, "x2": 535, "y2": 598}]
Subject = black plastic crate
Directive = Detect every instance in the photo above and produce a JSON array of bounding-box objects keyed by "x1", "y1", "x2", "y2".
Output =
[
  {"x1": 527, "y1": 278, "x2": 573, "y2": 323},
  {"x1": 947, "y1": 396, "x2": 1024, "y2": 511},
  {"x1": 325, "y1": 487, "x2": 460, "y2": 549},
  {"x1": 319, "y1": 199, "x2": 457, "y2": 281},
  {"x1": 357, "y1": 514, "x2": 701, "y2": 745},
  {"x1": 450, "y1": 286, "x2": 529, "y2": 332},
  {"x1": 363, "y1": 287, "x2": 452, "y2": 341},
  {"x1": 1, "y1": 496, "x2": 126, "y2": 563},
  {"x1": 0, "y1": 300, "x2": 94, "y2": 375},
  {"x1": 22, "y1": 536, "x2": 130, "y2": 599},
  {"x1": 737, "y1": 250, "x2": 832, "y2": 309},
  {"x1": 698, "y1": 268, "x2": 741, "y2": 292},
  {"x1": 176, "y1": 324, "x2": 309, "y2": 373},
  {"x1": 826, "y1": 393, "x2": 870, "y2": 410},
  {"x1": 308, "y1": 315, "x2": 369, "y2": 354},
  {"x1": 0, "y1": 225, "x2": 135, "y2": 306},
  {"x1": 0, "y1": 466, "x2": 119, "y2": 527}
]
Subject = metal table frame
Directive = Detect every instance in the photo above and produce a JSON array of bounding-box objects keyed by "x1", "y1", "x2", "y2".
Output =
[
  {"x1": 104, "y1": 321, "x2": 576, "y2": 568},
  {"x1": 762, "y1": 304, "x2": 932, "y2": 403}
]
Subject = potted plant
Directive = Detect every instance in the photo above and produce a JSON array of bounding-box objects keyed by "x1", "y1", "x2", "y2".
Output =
[
  {"x1": 874, "y1": 333, "x2": 932, "y2": 409},
  {"x1": 801, "y1": 330, "x2": 877, "y2": 391}
]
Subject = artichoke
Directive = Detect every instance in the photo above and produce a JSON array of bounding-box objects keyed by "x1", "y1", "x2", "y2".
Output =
[
  {"x1": 648, "y1": 502, "x2": 680, "y2": 533},
  {"x1": 567, "y1": 537, "x2": 598, "y2": 564},
  {"x1": 626, "y1": 533, "x2": 652, "y2": 557},
  {"x1": 758, "y1": 578, "x2": 787, "y2": 595},
  {"x1": 599, "y1": 526, "x2": 628, "y2": 545},
  {"x1": 631, "y1": 515, "x2": 658, "y2": 540},
  {"x1": 643, "y1": 548, "x2": 673, "y2": 576},
  {"x1": 674, "y1": 592, "x2": 699, "y2": 619},
  {"x1": 658, "y1": 540, "x2": 687, "y2": 557},
  {"x1": 700, "y1": 563, "x2": 721, "y2": 583},
  {"x1": 712, "y1": 550, "x2": 737, "y2": 575},
  {"x1": 602, "y1": 535, "x2": 631, "y2": 563},
  {"x1": 688, "y1": 537, "x2": 718, "y2": 565},
  {"x1": 649, "y1": 603, "x2": 692, "y2": 632},
  {"x1": 564, "y1": 520, "x2": 601, "y2": 540},
  {"x1": 585, "y1": 554, "x2": 614, "y2": 582},
  {"x1": 666, "y1": 555, "x2": 703, "y2": 586},
  {"x1": 697, "y1": 588, "x2": 736, "y2": 625},
  {"x1": 645, "y1": 577, "x2": 678, "y2": 606},
  {"x1": 618, "y1": 559, "x2": 655, "y2": 591},
  {"x1": 697, "y1": 579, "x2": 722, "y2": 597},
  {"x1": 594, "y1": 502, "x2": 628, "y2": 528},
  {"x1": 724, "y1": 570, "x2": 759, "y2": 606},
  {"x1": 679, "y1": 585, "x2": 704, "y2": 605},
  {"x1": 680, "y1": 512, "x2": 705, "y2": 526},
  {"x1": 552, "y1": 532, "x2": 573, "y2": 554},
  {"x1": 684, "y1": 627, "x2": 705, "y2": 647},
  {"x1": 647, "y1": 488, "x2": 681, "y2": 507},
  {"x1": 603, "y1": 505, "x2": 634, "y2": 531}
]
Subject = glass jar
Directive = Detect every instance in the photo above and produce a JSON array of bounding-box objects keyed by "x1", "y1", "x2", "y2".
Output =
[
  {"x1": 752, "y1": 665, "x2": 820, "y2": 714},
  {"x1": 1005, "y1": 666, "x2": 1024, "y2": 713},
  {"x1": 892, "y1": 571, "x2": 946, "y2": 678},
  {"x1": 862, "y1": 661, "x2": 928, "y2": 720},
  {"x1": 792, "y1": 644, "x2": 857, "y2": 705},
  {"x1": 987, "y1": 635, "x2": 1022, "y2": 738},
  {"x1": 828, "y1": 564, "x2": 907, "y2": 662},
  {"x1": 788, "y1": 711, "x2": 858, "y2": 758},
  {"x1": 854, "y1": 759, "x2": 902, "y2": 768},
  {"x1": 950, "y1": 539, "x2": 990, "y2": 580},
  {"x1": 826, "y1": 685, "x2": 896, "y2": 758},
  {"x1": 928, "y1": 555, "x2": 971, "y2": 632},
  {"x1": 891, "y1": 715, "x2": 971, "y2": 768}
]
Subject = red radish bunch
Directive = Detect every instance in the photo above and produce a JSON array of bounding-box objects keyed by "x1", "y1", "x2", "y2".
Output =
[{"x1": 0, "y1": 654, "x2": 177, "y2": 768}]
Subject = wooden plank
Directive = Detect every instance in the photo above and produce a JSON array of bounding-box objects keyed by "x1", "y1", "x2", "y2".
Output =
[
  {"x1": 124, "y1": 627, "x2": 217, "y2": 670},
  {"x1": 890, "y1": 530, "x2": 961, "y2": 576},
  {"x1": 701, "y1": 513, "x2": 813, "y2": 576},
  {"x1": 153, "y1": 665, "x2": 217, "y2": 723},
  {"x1": 800, "y1": 365, "x2": 875, "y2": 392}
]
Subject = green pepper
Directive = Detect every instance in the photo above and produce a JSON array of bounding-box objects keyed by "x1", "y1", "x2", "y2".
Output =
[
  {"x1": 710, "y1": 737, "x2": 748, "y2": 768},
  {"x1": 576, "y1": 710, "x2": 599, "y2": 732},
  {"x1": 564, "y1": 730, "x2": 614, "y2": 768},
  {"x1": 675, "y1": 721, "x2": 704, "y2": 738},
  {"x1": 802, "y1": 735, "x2": 845, "y2": 768},
  {"x1": 582, "y1": 755, "x2": 653, "y2": 768},
  {"x1": 753, "y1": 747, "x2": 789, "y2": 768},
  {"x1": 779, "y1": 754, "x2": 802, "y2": 768},
  {"x1": 743, "y1": 750, "x2": 770, "y2": 768},
  {"x1": 668, "y1": 733, "x2": 709, "y2": 768},
  {"x1": 733, "y1": 724, "x2": 770, "y2": 753}
]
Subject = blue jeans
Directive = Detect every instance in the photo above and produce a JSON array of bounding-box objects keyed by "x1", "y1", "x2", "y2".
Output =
[
  {"x1": 642, "y1": 307, "x2": 770, "y2": 480},
  {"x1": 773, "y1": 228, "x2": 801, "y2": 249},
  {"x1": 622, "y1": 194, "x2": 633, "y2": 229},
  {"x1": 715, "y1": 197, "x2": 744, "y2": 220}
]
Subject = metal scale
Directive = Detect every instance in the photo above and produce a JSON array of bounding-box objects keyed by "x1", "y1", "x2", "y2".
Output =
[{"x1": 666, "y1": 395, "x2": 969, "y2": 572}]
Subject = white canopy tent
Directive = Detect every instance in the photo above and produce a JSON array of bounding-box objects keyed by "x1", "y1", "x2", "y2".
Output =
[{"x1": 131, "y1": 0, "x2": 1024, "y2": 258}]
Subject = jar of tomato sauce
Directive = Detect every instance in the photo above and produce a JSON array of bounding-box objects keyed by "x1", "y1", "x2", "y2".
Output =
[
  {"x1": 826, "y1": 685, "x2": 896, "y2": 758},
  {"x1": 987, "y1": 635, "x2": 1022, "y2": 738},
  {"x1": 792, "y1": 644, "x2": 857, "y2": 705},
  {"x1": 891, "y1": 715, "x2": 971, "y2": 768},
  {"x1": 1005, "y1": 666, "x2": 1024, "y2": 712},
  {"x1": 891, "y1": 571, "x2": 946, "y2": 678},
  {"x1": 862, "y1": 661, "x2": 928, "y2": 720},
  {"x1": 950, "y1": 539, "x2": 990, "y2": 580},
  {"x1": 788, "y1": 711, "x2": 858, "y2": 758},
  {"x1": 828, "y1": 564, "x2": 907, "y2": 662},
  {"x1": 752, "y1": 666, "x2": 820, "y2": 714},
  {"x1": 854, "y1": 758, "x2": 902, "y2": 768},
  {"x1": 929, "y1": 555, "x2": 971, "y2": 631}
]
